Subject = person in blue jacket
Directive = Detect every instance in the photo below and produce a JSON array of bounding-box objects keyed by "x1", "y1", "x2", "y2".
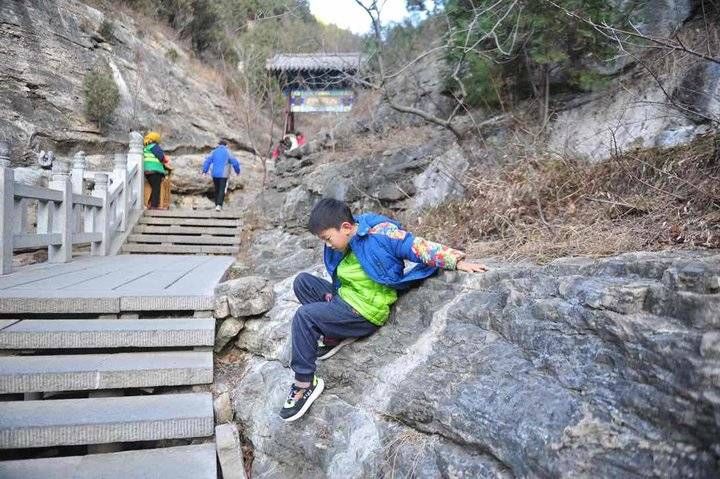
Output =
[
  {"x1": 202, "y1": 139, "x2": 240, "y2": 211},
  {"x1": 279, "y1": 198, "x2": 489, "y2": 422}
]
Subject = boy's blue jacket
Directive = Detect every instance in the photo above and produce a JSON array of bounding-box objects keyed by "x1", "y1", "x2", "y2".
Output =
[
  {"x1": 323, "y1": 213, "x2": 442, "y2": 290},
  {"x1": 202, "y1": 145, "x2": 240, "y2": 178}
]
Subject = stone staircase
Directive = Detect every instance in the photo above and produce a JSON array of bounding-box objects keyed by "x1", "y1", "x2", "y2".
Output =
[
  {"x1": 0, "y1": 316, "x2": 218, "y2": 478},
  {"x1": 122, "y1": 209, "x2": 241, "y2": 255}
]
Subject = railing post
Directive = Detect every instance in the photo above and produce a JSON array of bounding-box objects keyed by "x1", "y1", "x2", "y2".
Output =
[
  {"x1": 0, "y1": 141, "x2": 14, "y2": 274},
  {"x1": 92, "y1": 173, "x2": 110, "y2": 256},
  {"x1": 48, "y1": 159, "x2": 72, "y2": 263},
  {"x1": 128, "y1": 131, "x2": 144, "y2": 210},
  {"x1": 71, "y1": 151, "x2": 86, "y2": 238},
  {"x1": 113, "y1": 152, "x2": 128, "y2": 231},
  {"x1": 71, "y1": 151, "x2": 86, "y2": 194}
]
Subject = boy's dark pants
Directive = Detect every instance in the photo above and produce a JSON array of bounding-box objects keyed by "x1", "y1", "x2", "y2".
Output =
[
  {"x1": 212, "y1": 177, "x2": 227, "y2": 206},
  {"x1": 291, "y1": 272, "x2": 378, "y2": 382}
]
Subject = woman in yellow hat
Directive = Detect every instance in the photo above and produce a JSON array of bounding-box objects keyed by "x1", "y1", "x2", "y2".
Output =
[{"x1": 143, "y1": 131, "x2": 169, "y2": 209}]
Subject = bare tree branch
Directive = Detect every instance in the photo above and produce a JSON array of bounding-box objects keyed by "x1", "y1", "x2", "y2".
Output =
[{"x1": 353, "y1": 0, "x2": 465, "y2": 138}]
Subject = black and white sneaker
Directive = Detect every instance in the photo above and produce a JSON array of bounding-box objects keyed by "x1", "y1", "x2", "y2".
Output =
[
  {"x1": 279, "y1": 376, "x2": 324, "y2": 422},
  {"x1": 317, "y1": 337, "x2": 357, "y2": 360}
]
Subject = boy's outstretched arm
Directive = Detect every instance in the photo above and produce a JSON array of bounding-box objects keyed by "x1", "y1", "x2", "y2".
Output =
[
  {"x1": 371, "y1": 223, "x2": 488, "y2": 272},
  {"x1": 409, "y1": 235, "x2": 489, "y2": 272}
]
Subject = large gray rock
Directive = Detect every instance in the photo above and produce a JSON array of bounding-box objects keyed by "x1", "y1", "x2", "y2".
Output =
[
  {"x1": 236, "y1": 229, "x2": 321, "y2": 281},
  {"x1": 213, "y1": 391, "x2": 234, "y2": 424},
  {"x1": 411, "y1": 145, "x2": 468, "y2": 210},
  {"x1": 214, "y1": 317, "x2": 245, "y2": 352},
  {"x1": 672, "y1": 62, "x2": 720, "y2": 124},
  {"x1": 215, "y1": 423, "x2": 247, "y2": 479},
  {"x1": 372, "y1": 51, "x2": 454, "y2": 130},
  {"x1": 218, "y1": 251, "x2": 720, "y2": 478},
  {"x1": 547, "y1": 6, "x2": 717, "y2": 161},
  {"x1": 234, "y1": 272, "x2": 314, "y2": 366},
  {"x1": 548, "y1": 56, "x2": 717, "y2": 161},
  {"x1": 214, "y1": 276, "x2": 274, "y2": 319},
  {"x1": 265, "y1": 143, "x2": 442, "y2": 229}
]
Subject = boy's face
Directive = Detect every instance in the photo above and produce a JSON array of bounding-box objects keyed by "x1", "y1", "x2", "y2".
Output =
[{"x1": 318, "y1": 222, "x2": 354, "y2": 252}]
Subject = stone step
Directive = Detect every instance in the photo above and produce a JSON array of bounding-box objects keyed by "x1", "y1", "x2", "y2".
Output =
[
  {"x1": 0, "y1": 351, "x2": 212, "y2": 393},
  {"x1": 144, "y1": 209, "x2": 241, "y2": 219},
  {"x1": 121, "y1": 244, "x2": 239, "y2": 255},
  {"x1": 0, "y1": 318, "x2": 215, "y2": 349},
  {"x1": 0, "y1": 443, "x2": 217, "y2": 479},
  {"x1": 0, "y1": 393, "x2": 213, "y2": 449},
  {"x1": 139, "y1": 217, "x2": 240, "y2": 227},
  {"x1": 134, "y1": 225, "x2": 240, "y2": 236},
  {"x1": 127, "y1": 234, "x2": 240, "y2": 246}
]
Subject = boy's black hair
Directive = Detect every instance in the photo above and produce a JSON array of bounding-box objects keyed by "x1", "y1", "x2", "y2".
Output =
[
  {"x1": 308, "y1": 198, "x2": 354, "y2": 234},
  {"x1": 218, "y1": 139, "x2": 228, "y2": 146}
]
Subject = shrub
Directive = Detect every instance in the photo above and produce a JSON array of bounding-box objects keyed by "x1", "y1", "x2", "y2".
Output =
[{"x1": 83, "y1": 60, "x2": 120, "y2": 127}]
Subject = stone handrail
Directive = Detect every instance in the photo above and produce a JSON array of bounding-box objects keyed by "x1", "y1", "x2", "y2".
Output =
[{"x1": 0, "y1": 131, "x2": 145, "y2": 274}]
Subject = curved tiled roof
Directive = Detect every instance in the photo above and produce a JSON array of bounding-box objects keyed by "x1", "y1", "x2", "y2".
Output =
[{"x1": 266, "y1": 53, "x2": 364, "y2": 72}]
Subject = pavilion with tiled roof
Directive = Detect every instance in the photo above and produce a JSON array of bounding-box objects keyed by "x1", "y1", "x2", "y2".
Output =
[
  {"x1": 266, "y1": 53, "x2": 363, "y2": 73},
  {"x1": 266, "y1": 53, "x2": 365, "y2": 133}
]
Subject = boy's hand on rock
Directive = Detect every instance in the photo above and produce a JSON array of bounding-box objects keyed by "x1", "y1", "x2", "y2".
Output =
[{"x1": 457, "y1": 260, "x2": 489, "y2": 273}]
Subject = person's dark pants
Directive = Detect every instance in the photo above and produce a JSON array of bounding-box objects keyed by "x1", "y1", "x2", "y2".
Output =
[
  {"x1": 212, "y1": 177, "x2": 228, "y2": 206},
  {"x1": 291, "y1": 272, "x2": 378, "y2": 382},
  {"x1": 146, "y1": 172, "x2": 164, "y2": 208}
]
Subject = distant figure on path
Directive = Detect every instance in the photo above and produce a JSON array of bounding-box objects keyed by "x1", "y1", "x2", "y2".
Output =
[
  {"x1": 295, "y1": 131, "x2": 306, "y2": 147},
  {"x1": 143, "y1": 131, "x2": 170, "y2": 209},
  {"x1": 202, "y1": 139, "x2": 240, "y2": 212},
  {"x1": 271, "y1": 136, "x2": 291, "y2": 161}
]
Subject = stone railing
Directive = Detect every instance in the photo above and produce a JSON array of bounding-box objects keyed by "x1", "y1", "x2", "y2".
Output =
[{"x1": 0, "y1": 132, "x2": 145, "y2": 274}]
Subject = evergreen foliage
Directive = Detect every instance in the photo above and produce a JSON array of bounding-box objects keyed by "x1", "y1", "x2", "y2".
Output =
[
  {"x1": 83, "y1": 60, "x2": 120, "y2": 127},
  {"x1": 444, "y1": 0, "x2": 628, "y2": 108}
]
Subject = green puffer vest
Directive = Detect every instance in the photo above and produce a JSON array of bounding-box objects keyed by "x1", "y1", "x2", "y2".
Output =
[{"x1": 143, "y1": 144, "x2": 166, "y2": 174}]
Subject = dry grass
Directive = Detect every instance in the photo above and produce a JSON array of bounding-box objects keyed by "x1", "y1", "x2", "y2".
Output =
[
  {"x1": 311, "y1": 123, "x2": 441, "y2": 170},
  {"x1": 408, "y1": 133, "x2": 720, "y2": 263},
  {"x1": 381, "y1": 427, "x2": 437, "y2": 479}
]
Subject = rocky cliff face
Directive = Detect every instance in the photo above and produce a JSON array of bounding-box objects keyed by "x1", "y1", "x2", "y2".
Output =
[
  {"x1": 217, "y1": 251, "x2": 720, "y2": 478},
  {"x1": 548, "y1": 7, "x2": 720, "y2": 161},
  {"x1": 0, "y1": 0, "x2": 265, "y2": 202}
]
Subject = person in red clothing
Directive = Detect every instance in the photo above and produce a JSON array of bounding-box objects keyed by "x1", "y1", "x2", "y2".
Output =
[
  {"x1": 271, "y1": 136, "x2": 291, "y2": 161},
  {"x1": 296, "y1": 131, "x2": 306, "y2": 147}
]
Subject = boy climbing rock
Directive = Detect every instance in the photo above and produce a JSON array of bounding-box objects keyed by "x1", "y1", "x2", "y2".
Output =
[{"x1": 280, "y1": 198, "x2": 488, "y2": 421}]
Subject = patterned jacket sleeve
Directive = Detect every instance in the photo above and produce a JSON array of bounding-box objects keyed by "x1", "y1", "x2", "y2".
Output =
[{"x1": 369, "y1": 223, "x2": 466, "y2": 270}]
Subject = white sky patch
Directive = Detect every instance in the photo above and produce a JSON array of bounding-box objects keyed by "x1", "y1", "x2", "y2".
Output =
[{"x1": 309, "y1": 0, "x2": 421, "y2": 35}]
